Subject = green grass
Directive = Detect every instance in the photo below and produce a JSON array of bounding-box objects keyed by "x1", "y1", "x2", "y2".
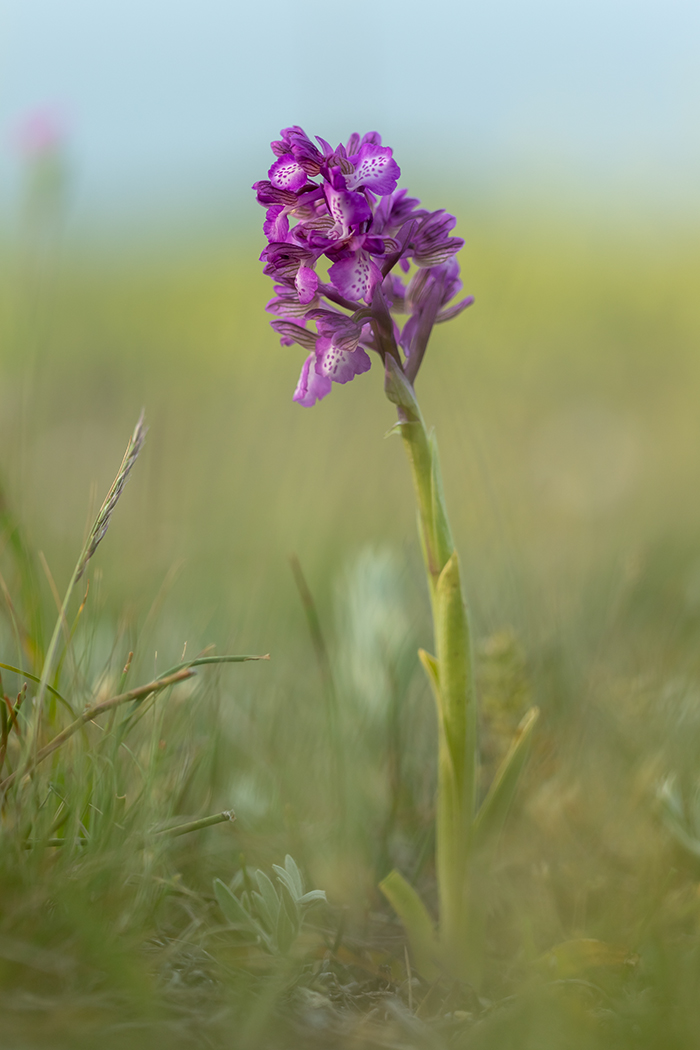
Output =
[{"x1": 2, "y1": 203, "x2": 700, "y2": 1046}]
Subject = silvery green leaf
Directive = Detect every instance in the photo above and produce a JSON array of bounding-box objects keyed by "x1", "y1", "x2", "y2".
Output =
[
  {"x1": 230, "y1": 869, "x2": 246, "y2": 891},
  {"x1": 275, "y1": 887, "x2": 298, "y2": 954},
  {"x1": 213, "y1": 879, "x2": 273, "y2": 950},
  {"x1": 298, "y1": 890, "x2": 327, "y2": 906},
  {"x1": 280, "y1": 882, "x2": 301, "y2": 932},
  {"x1": 272, "y1": 866, "x2": 299, "y2": 902},
  {"x1": 254, "y1": 869, "x2": 281, "y2": 931},
  {"x1": 214, "y1": 879, "x2": 259, "y2": 932},
  {"x1": 214, "y1": 878, "x2": 252, "y2": 925},
  {"x1": 251, "y1": 891, "x2": 276, "y2": 934},
  {"x1": 273, "y1": 855, "x2": 304, "y2": 901},
  {"x1": 284, "y1": 854, "x2": 304, "y2": 897}
]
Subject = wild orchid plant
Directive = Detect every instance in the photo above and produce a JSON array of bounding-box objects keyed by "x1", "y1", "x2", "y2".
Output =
[{"x1": 255, "y1": 127, "x2": 539, "y2": 982}]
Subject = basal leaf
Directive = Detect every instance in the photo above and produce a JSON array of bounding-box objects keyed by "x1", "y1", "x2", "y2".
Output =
[{"x1": 379, "y1": 869, "x2": 440, "y2": 982}]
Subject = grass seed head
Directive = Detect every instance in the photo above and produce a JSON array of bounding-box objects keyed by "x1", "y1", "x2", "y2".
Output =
[{"x1": 76, "y1": 411, "x2": 147, "y2": 581}]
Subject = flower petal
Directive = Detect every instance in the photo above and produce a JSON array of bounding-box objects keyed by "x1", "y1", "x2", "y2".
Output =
[
  {"x1": 315, "y1": 135, "x2": 335, "y2": 156},
  {"x1": 268, "y1": 155, "x2": 308, "y2": 192},
  {"x1": 345, "y1": 132, "x2": 361, "y2": 156},
  {"x1": 382, "y1": 274, "x2": 407, "y2": 310},
  {"x1": 261, "y1": 242, "x2": 309, "y2": 282},
  {"x1": 295, "y1": 265, "x2": 319, "y2": 305},
  {"x1": 324, "y1": 186, "x2": 371, "y2": 233},
  {"x1": 361, "y1": 236, "x2": 386, "y2": 256},
  {"x1": 271, "y1": 139, "x2": 293, "y2": 158},
  {"x1": 316, "y1": 339, "x2": 372, "y2": 384},
  {"x1": 399, "y1": 314, "x2": 419, "y2": 356},
  {"x1": 328, "y1": 252, "x2": 383, "y2": 303},
  {"x1": 270, "y1": 320, "x2": 318, "y2": 350},
  {"x1": 413, "y1": 242, "x2": 464, "y2": 267},
  {"x1": 253, "y1": 180, "x2": 298, "y2": 206},
  {"x1": 435, "y1": 296, "x2": 475, "y2": 323},
  {"x1": 283, "y1": 127, "x2": 324, "y2": 174},
  {"x1": 293, "y1": 354, "x2": 332, "y2": 406},
  {"x1": 309, "y1": 309, "x2": 363, "y2": 352},
  {"x1": 412, "y1": 210, "x2": 464, "y2": 267},
  {"x1": 263, "y1": 206, "x2": 290, "y2": 242},
  {"x1": 346, "y1": 143, "x2": 400, "y2": 195},
  {"x1": 266, "y1": 285, "x2": 315, "y2": 318}
]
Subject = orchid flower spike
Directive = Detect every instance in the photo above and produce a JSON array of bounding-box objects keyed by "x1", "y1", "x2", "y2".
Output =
[{"x1": 255, "y1": 127, "x2": 473, "y2": 406}]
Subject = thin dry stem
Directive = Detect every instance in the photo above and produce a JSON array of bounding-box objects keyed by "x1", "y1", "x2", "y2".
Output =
[{"x1": 0, "y1": 667, "x2": 194, "y2": 793}]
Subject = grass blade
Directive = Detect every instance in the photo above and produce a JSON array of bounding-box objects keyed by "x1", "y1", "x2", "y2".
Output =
[
  {"x1": 0, "y1": 662, "x2": 75, "y2": 717},
  {"x1": 159, "y1": 653, "x2": 270, "y2": 678}
]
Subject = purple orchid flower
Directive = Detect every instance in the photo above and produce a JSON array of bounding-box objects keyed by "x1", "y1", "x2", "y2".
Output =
[{"x1": 255, "y1": 127, "x2": 473, "y2": 405}]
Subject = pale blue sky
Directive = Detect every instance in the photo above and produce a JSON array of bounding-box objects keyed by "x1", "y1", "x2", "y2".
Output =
[{"x1": 1, "y1": 0, "x2": 699, "y2": 217}]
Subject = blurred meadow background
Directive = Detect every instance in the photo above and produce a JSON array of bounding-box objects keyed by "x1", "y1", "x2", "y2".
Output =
[{"x1": 2, "y1": 1, "x2": 700, "y2": 1047}]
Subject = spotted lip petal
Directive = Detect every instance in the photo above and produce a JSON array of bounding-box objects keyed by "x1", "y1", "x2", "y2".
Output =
[
  {"x1": 324, "y1": 186, "x2": 371, "y2": 235},
  {"x1": 316, "y1": 338, "x2": 372, "y2": 384},
  {"x1": 295, "y1": 266, "x2": 319, "y2": 305},
  {"x1": 269, "y1": 155, "x2": 308, "y2": 192},
  {"x1": 346, "y1": 144, "x2": 400, "y2": 195},
  {"x1": 328, "y1": 251, "x2": 383, "y2": 303}
]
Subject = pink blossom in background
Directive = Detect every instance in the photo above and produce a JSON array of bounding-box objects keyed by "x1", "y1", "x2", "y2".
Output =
[{"x1": 12, "y1": 108, "x2": 68, "y2": 159}]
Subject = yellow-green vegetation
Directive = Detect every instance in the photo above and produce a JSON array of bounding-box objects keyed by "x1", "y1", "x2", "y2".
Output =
[{"x1": 2, "y1": 205, "x2": 700, "y2": 1047}]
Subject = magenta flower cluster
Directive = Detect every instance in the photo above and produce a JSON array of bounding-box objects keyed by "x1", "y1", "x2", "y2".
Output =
[{"x1": 255, "y1": 127, "x2": 473, "y2": 406}]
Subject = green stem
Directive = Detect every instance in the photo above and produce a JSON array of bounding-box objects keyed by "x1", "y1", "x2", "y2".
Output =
[
  {"x1": 153, "y1": 810, "x2": 235, "y2": 838},
  {"x1": 388, "y1": 359, "x2": 477, "y2": 974},
  {"x1": 398, "y1": 408, "x2": 440, "y2": 587},
  {"x1": 382, "y1": 357, "x2": 537, "y2": 982}
]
